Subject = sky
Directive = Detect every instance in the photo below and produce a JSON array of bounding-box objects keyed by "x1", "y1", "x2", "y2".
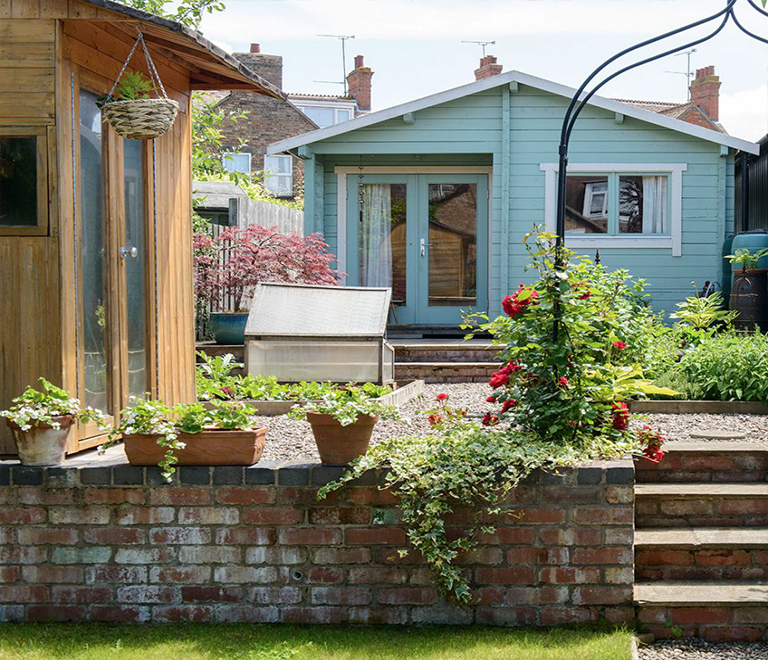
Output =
[{"x1": 199, "y1": 0, "x2": 768, "y2": 142}]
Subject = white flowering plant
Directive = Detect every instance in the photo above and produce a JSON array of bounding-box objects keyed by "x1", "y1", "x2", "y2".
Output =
[
  {"x1": 0, "y1": 378, "x2": 107, "y2": 432},
  {"x1": 287, "y1": 384, "x2": 399, "y2": 427}
]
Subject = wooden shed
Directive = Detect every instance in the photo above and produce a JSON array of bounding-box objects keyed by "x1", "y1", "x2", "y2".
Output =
[{"x1": 0, "y1": 0, "x2": 282, "y2": 455}]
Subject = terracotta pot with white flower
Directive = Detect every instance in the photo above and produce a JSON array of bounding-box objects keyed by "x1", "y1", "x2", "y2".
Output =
[{"x1": 0, "y1": 378, "x2": 107, "y2": 466}]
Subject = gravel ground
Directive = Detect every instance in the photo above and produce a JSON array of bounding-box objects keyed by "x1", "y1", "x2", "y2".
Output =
[
  {"x1": 638, "y1": 638, "x2": 768, "y2": 660},
  {"x1": 259, "y1": 383, "x2": 491, "y2": 462},
  {"x1": 258, "y1": 383, "x2": 768, "y2": 461}
]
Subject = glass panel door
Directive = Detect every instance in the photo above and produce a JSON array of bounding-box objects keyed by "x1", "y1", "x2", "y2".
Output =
[
  {"x1": 123, "y1": 139, "x2": 148, "y2": 399},
  {"x1": 78, "y1": 89, "x2": 111, "y2": 413}
]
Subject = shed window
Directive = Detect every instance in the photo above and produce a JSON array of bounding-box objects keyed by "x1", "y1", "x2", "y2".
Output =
[
  {"x1": 0, "y1": 129, "x2": 47, "y2": 235},
  {"x1": 223, "y1": 152, "x2": 251, "y2": 175},
  {"x1": 264, "y1": 155, "x2": 293, "y2": 197}
]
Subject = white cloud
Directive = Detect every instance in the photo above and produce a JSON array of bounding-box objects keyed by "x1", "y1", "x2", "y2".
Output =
[{"x1": 721, "y1": 84, "x2": 768, "y2": 142}]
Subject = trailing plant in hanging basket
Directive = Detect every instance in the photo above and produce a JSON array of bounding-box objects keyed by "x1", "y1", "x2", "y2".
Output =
[{"x1": 100, "y1": 31, "x2": 179, "y2": 140}]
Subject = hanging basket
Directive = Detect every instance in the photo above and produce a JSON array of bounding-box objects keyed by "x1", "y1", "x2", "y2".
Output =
[{"x1": 101, "y1": 29, "x2": 178, "y2": 141}]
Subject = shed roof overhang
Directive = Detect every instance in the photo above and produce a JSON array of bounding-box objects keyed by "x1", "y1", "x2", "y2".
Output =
[
  {"x1": 77, "y1": 0, "x2": 285, "y2": 98},
  {"x1": 267, "y1": 69, "x2": 758, "y2": 156}
]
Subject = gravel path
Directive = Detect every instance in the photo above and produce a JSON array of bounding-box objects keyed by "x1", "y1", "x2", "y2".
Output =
[
  {"x1": 638, "y1": 638, "x2": 768, "y2": 659},
  {"x1": 258, "y1": 383, "x2": 768, "y2": 461},
  {"x1": 259, "y1": 383, "x2": 492, "y2": 462}
]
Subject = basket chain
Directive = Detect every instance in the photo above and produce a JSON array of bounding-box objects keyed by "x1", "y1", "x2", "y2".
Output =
[{"x1": 106, "y1": 28, "x2": 170, "y2": 104}]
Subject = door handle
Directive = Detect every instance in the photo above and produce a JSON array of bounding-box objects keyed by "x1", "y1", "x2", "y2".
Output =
[
  {"x1": 420, "y1": 238, "x2": 426, "y2": 257},
  {"x1": 120, "y1": 246, "x2": 138, "y2": 259}
]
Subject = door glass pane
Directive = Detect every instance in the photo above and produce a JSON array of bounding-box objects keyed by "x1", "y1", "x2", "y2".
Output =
[
  {"x1": 428, "y1": 183, "x2": 477, "y2": 307},
  {"x1": 358, "y1": 183, "x2": 407, "y2": 304},
  {"x1": 124, "y1": 139, "x2": 148, "y2": 398},
  {"x1": 565, "y1": 175, "x2": 609, "y2": 234},
  {"x1": 79, "y1": 89, "x2": 109, "y2": 411},
  {"x1": 0, "y1": 136, "x2": 37, "y2": 226}
]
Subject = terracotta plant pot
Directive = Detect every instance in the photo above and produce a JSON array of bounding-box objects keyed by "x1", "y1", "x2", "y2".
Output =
[
  {"x1": 306, "y1": 412, "x2": 378, "y2": 465},
  {"x1": 6, "y1": 415, "x2": 74, "y2": 466},
  {"x1": 123, "y1": 427, "x2": 267, "y2": 466}
]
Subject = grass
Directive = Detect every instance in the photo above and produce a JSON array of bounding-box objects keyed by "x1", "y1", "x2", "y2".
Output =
[{"x1": 0, "y1": 623, "x2": 633, "y2": 660}]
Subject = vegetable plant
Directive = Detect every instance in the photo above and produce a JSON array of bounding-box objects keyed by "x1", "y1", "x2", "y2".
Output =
[{"x1": 0, "y1": 378, "x2": 107, "y2": 431}]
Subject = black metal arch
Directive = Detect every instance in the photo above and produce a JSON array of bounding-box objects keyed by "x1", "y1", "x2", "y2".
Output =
[{"x1": 552, "y1": 0, "x2": 768, "y2": 338}]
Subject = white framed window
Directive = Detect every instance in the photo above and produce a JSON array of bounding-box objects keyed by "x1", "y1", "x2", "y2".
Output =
[
  {"x1": 222, "y1": 152, "x2": 251, "y2": 175},
  {"x1": 541, "y1": 163, "x2": 686, "y2": 256},
  {"x1": 264, "y1": 155, "x2": 293, "y2": 197},
  {"x1": 292, "y1": 101, "x2": 357, "y2": 128}
]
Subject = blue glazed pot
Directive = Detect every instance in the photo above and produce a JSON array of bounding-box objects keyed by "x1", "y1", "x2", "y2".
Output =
[{"x1": 209, "y1": 312, "x2": 248, "y2": 345}]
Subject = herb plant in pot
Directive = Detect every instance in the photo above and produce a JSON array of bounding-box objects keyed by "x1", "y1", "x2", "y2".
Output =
[
  {"x1": 194, "y1": 225, "x2": 343, "y2": 345},
  {"x1": 288, "y1": 385, "x2": 399, "y2": 465},
  {"x1": 105, "y1": 399, "x2": 266, "y2": 480},
  {"x1": 0, "y1": 378, "x2": 107, "y2": 466}
]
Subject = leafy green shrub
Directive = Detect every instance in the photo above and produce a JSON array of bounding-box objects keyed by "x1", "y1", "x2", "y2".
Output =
[
  {"x1": 287, "y1": 386, "x2": 399, "y2": 426},
  {"x1": 676, "y1": 331, "x2": 768, "y2": 402}
]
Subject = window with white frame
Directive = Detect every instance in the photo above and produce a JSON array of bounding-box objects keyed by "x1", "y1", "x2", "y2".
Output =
[
  {"x1": 222, "y1": 152, "x2": 251, "y2": 175},
  {"x1": 293, "y1": 103, "x2": 356, "y2": 128},
  {"x1": 541, "y1": 163, "x2": 685, "y2": 256},
  {"x1": 263, "y1": 155, "x2": 293, "y2": 197}
]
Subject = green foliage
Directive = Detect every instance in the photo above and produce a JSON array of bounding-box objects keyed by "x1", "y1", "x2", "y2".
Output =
[
  {"x1": 670, "y1": 291, "x2": 736, "y2": 331},
  {"x1": 676, "y1": 331, "x2": 768, "y2": 403},
  {"x1": 113, "y1": 0, "x2": 225, "y2": 29},
  {"x1": 288, "y1": 386, "x2": 399, "y2": 427},
  {"x1": 114, "y1": 71, "x2": 154, "y2": 101},
  {"x1": 0, "y1": 378, "x2": 107, "y2": 432},
  {"x1": 725, "y1": 247, "x2": 768, "y2": 272}
]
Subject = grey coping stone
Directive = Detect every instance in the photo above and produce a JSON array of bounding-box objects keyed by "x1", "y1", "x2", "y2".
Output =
[
  {"x1": 277, "y1": 464, "x2": 313, "y2": 486},
  {"x1": 346, "y1": 469, "x2": 376, "y2": 487},
  {"x1": 179, "y1": 466, "x2": 211, "y2": 485},
  {"x1": 634, "y1": 583, "x2": 768, "y2": 606},
  {"x1": 46, "y1": 467, "x2": 79, "y2": 487},
  {"x1": 146, "y1": 467, "x2": 179, "y2": 486},
  {"x1": 635, "y1": 528, "x2": 768, "y2": 549},
  {"x1": 311, "y1": 466, "x2": 347, "y2": 486},
  {"x1": 80, "y1": 467, "x2": 112, "y2": 485},
  {"x1": 112, "y1": 465, "x2": 145, "y2": 486},
  {"x1": 664, "y1": 441, "x2": 768, "y2": 453},
  {"x1": 635, "y1": 483, "x2": 768, "y2": 498},
  {"x1": 689, "y1": 429, "x2": 747, "y2": 440},
  {"x1": 606, "y1": 466, "x2": 634, "y2": 484},
  {"x1": 577, "y1": 467, "x2": 603, "y2": 485},
  {"x1": 0, "y1": 465, "x2": 9, "y2": 486},
  {"x1": 212, "y1": 466, "x2": 244, "y2": 485},
  {"x1": 244, "y1": 462, "x2": 280, "y2": 485},
  {"x1": 11, "y1": 466, "x2": 43, "y2": 486}
]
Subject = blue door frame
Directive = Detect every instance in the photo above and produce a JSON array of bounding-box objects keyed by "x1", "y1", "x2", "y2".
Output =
[{"x1": 346, "y1": 173, "x2": 489, "y2": 327}]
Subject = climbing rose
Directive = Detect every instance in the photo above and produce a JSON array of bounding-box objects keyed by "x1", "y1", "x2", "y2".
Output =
[
  {"x1": 500, "y1": 399, "x2": 517, "y2": 413},
  {"x1": 489, "y1": 371, "x2": 510, "y2": 389},
  {"x1": 428, "y1": 414, "x2": 442, "y2": 427},
  {"x1": 435, "y1": 393, "x2": 449, "y2": 402},
  {"x1": 558, "y1": 376, "x2": 569, "y2": 387},
  {"x1": 482, "y1": 413, "x2": 500, "y2": 427},
  {"x1": 574, "y1": 282, "x2": 591, "y2": 300},
  {"x1": 612, "y1": 402, "x2": 630, "y2": 431},
  {"x1": 613, "y1": 340, "x2": 626, "y2": 350},
  {"x1": 501, "y1": 286, "x2": 539, "y2": 318},
  {"x1": 486, "y1": 395, "x2": 497, "y2": 403}
]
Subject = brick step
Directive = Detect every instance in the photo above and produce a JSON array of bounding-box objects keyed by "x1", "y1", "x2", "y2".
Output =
[
  {"x1": 196, "y1": 343, "x2": 244, "y2": 362},
  {"x1": 636, "y1": 442, "x2": 768, "y2": 484},
  {"x1": 394, "y1": 362, "x2": 497, "y2": 384},
  {"x1": 635, "y1": 528, "x2": 768, "y2": 581},
  {"x1": 635, "y1": 582, "x2": 768, "y2": 642},
  {"x1": 393, "y1": 343, "x2": 502, "y2": 364},
  {"x1": 636, "y1": 484, "x2": 768, "y2": 528}
]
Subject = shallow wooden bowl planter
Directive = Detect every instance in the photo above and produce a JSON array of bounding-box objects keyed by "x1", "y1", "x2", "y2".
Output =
[
  {"x1": 6, "y1": 415, "x2": 74, "y2": 466},
  {"x1": 123, "y1": 427, "x2": 267, "y2": 466},
  {"x1": 306, "y1": 412, "x2": 378, "y2": 465}
]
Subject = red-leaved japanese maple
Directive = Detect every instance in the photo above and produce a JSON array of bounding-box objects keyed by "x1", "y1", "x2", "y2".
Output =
[{"x1": 194, "y1": 225, "x2": 343, "y2": 311}]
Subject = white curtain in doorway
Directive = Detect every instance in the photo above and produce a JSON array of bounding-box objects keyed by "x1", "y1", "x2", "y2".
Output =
[
  {"x1": 642, "y1": 176, "x2": 668, "y2": 234},
  {"x1": 360, "y1": 184, "x2": 393, "y2": 288}
]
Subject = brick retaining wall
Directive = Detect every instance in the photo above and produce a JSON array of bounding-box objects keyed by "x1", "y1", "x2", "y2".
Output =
[{"x1": 0, "y1": 460, "x2": 634, "y2": 625}]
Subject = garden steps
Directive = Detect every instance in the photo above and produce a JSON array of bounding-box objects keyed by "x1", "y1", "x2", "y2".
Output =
[{"x1": 394, "y1": 362, "x2": 497, "y2": 384}]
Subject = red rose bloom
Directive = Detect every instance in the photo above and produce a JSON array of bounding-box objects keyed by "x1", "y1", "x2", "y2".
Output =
[
  {"x1": 500, "y1": 399, "x2": 517, "y2": 413},
  {"x1": 502, "y1": 295, "x2": 522, "y2": 318},
  {"x1": 489, "y1": 371, "x2": 510, "y2": 389},
  {"x1": 501, "y1": 287, "x2": 539, "y2": 318},
  {"x1": 428, "y1": 413, "x2": 442, "y2": 427},
  {"x1": 613, "y1": 340, "x2": 626, "y2": 350},
  {"x1": 558, "y1": 376, "x2": 569, "y2": 387},
  {"x1": 482, "y1": 413, "x2": 500, "y2": 427},
  {"x1": 612, "y1": 402, "x2": 630, "y2": 431},
  {"x1": 486, "y1": 395, "x2": 497, "y2": 403},
  {"x1": 643, "y1": 445, "x2": 665, "y2": 463},
  {"x1": 574, "y1": 282, "x2": 591, "y2": 300},
  {"x1": 435, "y1": 393, "x2": 449, "y2": 402}
]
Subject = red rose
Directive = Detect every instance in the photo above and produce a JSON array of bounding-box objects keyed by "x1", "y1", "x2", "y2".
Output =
[
  {"x1": 435, "y1": 393, "x2": 449, "y2": 402},
  {"x1": 643, "y1": 445, "x2": 665, "y2": 463},
  {"x1": 502, "y1": 295, "x2": 522, "y2": 318},
  {"x1": 458, "y1": 409, "x2": 467, "y2": 417},
  {"x1": 489, "y1": 371, "x2": 510, "y2": 389},
  {"x1": 500, "y1": 399, "x2": 517, "y2": 413},
  {"x1": 558, "y1": 376, "x2": 569, "y2": 387},
  {"x1": 612, "y1": 402, "x2": 630, "y2": 431},
  {"x1": 486, "y1": 395, "x2": 497, "y2": 403},
  {"x1": 482, "y1": 413, "x2": 500, "y2": 427},
  {"x1": 613, "y1": 340, "x2": 626, "y2": 350},
  {"x1": 428, "y1": 413, "x2": 442, "y2": 427},
  {"x1": 580, "y1": 291, "x2": 591, "y2": 300}
]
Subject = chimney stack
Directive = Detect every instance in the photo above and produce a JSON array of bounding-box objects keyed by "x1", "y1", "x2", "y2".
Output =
[
  {"x1": 232, "y1": 43, "x2": 283, "y2": 89},
  {"x1": 690, "y1": 65, "x2": 720, "y2": 122},
  {"x1": 346, "y1": 55, "x2": 373, "y2": 112},
  {"x1": 474, "y1": 55, "x2": 503, "y2": 81}
]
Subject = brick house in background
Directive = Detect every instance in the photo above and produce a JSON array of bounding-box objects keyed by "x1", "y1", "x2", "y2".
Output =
[
  {"x1": 476, "y1": 57, "x2": 726, "y2": 134},
  {"x1": 216, "y1": 45, "x2": 374, "y2": 200}
]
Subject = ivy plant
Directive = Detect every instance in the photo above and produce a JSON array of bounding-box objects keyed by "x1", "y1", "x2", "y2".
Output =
[{"x1": 288, "y1": 386, "x2": 399, "y2": 427}]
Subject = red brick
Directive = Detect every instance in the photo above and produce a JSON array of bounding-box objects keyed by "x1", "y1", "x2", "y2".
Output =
[
  {"x1": 347, "y1": 606, "x2": 408, "y2": 624},
  {"x1": 242, "y1": 507, "x2": 302, "y2": 525},
  {"x1": 694, "y1": 549, "x2": 751, "y2": 566},
  {"x1": 539, "y1": 567, "x2": 600, "y2": 584},
  {"x1": 0, "y1": 567, "x2": 20, "y2": 583},
  {"x1": 22, "y1": 566, "x2": 83, "y2": 584},
  {"x1": 348, "y1": 567, "x2": 408, "y2": 584},
  {"x1": 636, "y1": 549, "x2": 692, "y2": 566},
  {"x1": 149, "y1": 487, "x2": 211, "y2": 506},
  {"x1": 718, "y1": 499, "x2": 768, "y2": 515},
  {"x1": 572, "y1": 548, "x2": 631, "y2": 565},
  {"x1": 733, "y1": 607, "x2": 768, "y2": 624},
  {"x1": 114, "y1": 547, "x2": 175, "y2": 564},
  {"x1": 540, "y1": 606, "x2": 598, "y2": 625},
  {"x1": 308, "y1": 507, "x2": 371, "y2": 525},
  {"x1": 248, "y1": 587, "x2": 302, "y2": 605},
  {"x1": 659, "y1": 500, "x2": 712, "y2": 516},
  {"x1": 91, "y1": 605, "x2": 149, "y2": 623},
  {"x1": 215, "y1": 487, "x2": 275, "y2": 505},
  {"x1": 573, "y1": 508, "x2": 633, "y2": 525},
  {"x1": 312, "y1": 547, "x2": 371, "y2": 564},
  {"x1": 179, "y1": 546, "x2": 240, "y2": 564},
  {"x1": 153, "y1": 605, "x2": 213, "y2": 622},
  {"x1": 0, "y1": 585, "x2": 49, "y2": 603},
  {"x1": 178, "y1": 507, "x2": 238, "y2": 525},
  {"x1": 491, "y1": 528, "x2": 535, "y2": 545},
  {"x1": 51, "y1": 586, "x2": 112, "y2": 603},
  {"x1": 507, "y1": 586, "x2": 568, "y2": 605},
  {"x1": 84, "y1": 528, "x2": 145, "y2": 545},
  {"x1": 345, "y1": 487, "x2": 398, "y2": 505},
  {"x1": 213, "y1": 566, "x2": 277, "y2": 584},
  {"x1": 303, "y1": 567, "x2": 344, "y2": 584},
  {"x1": 0, "y1": 508, "x2": 46, "y2": 525},
  {"x1": 0, "y1": 528, "x2": 13, "y2": 544},
  {"x1": 19, "y1": 488, "x2": 75, "y2": 505},
  {"x1": 378, "y1": 587, "x2": 437, "y2": 605},
  {"x1": 311, "y1": 586, "x2": 371, "y2": 605},
  {"x1": 0, "y1": 547, "x2": 47, "y2": 564},
  {"x1": 149, "y1": 566, "x2": 211, "y2": 584},
  {"x1": 670, "y1": 607, "x2": 731, "y2": 625},
  {"x1": 115, "y1": 506, "x2": 174, "y2": 525},
  {"x1": 181, "y1": 586, "x2": 241, "y2": 602},
  {"x1": 279, "y1": 528, "x2": 341, "y2": 545},
  {"x1": 49, "y1": 507, "x2": 109, "y2": 525},
  {"x1": 26, "y1": 605, "x2": 86, "y2": 621},
  {"x1": 508, "y1": 548, "x2": 567, "y2": 565},
  {"x1": 213, "y1": 605, "x2": 279, "y2": 623},
  {"x1": 457, "y1": 547, "x2": 504, "y2": 565},
  {"x1": 345, "y1": 528, "x2": 406, "y2": 545},
  {"x1": 511, "y1": 508, "x2": 566, "y2": 525},
  {"x1": 150, "y1": 527, "x2": 211, "y2": 545},
  {"x1": 682, "y1": 455, "x2": 734, "y2": 471},
  {"x1": 476, "y1": 587, "x2": 506, "y2": 605},
  {"x1": 87, "y1": 566, "x2": 147, "y2": 585},
  {"x1": 117, "y1": 586, "x2": 179, "y2": 604},
  {"x1": 17, "y1": 528, "x2": 78, "y2": 545},
  {"x1": 537, "y1": 528, "x2": 601, "y2": 546},
  {"x1": 573, "y1": 586, "x2": 633, "y2": 605},
  {"x1": 702, "y1": 626, "x2": 764, "y2": 643},
  {"x1": 278, "y1": 487, "x2": 341, "y2": 506},
  {"x1": 476, "y1": 606, "x2": 536, "y2": 625},
  {"x1": 373, "y1": 548, "x2": 424, "y2": 565},
  {"x1": 474, "y1": 567, "x2": 536, "y2": 585},
  {"x1": 246, "y1": 546, "x2": 306, "y2": 565},
  {"x1": 84, "y1": 488, "x2": 145, "y2": 505},
  {"x1": 281, "y1": 606, "x2": 343, "y2": 624},
  {"x1": 215, "y1": 528, "x2": 275, "y2": 546}
]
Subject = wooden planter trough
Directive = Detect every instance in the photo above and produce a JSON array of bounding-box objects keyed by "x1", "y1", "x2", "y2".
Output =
[{"x1": 124, "y1": 428, "x2": 267, "y2": 466}]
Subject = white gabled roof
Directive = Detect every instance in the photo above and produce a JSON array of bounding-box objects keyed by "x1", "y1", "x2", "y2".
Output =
[{"x1": 268, "y1": 70, "x2": 759, "y2": 156}]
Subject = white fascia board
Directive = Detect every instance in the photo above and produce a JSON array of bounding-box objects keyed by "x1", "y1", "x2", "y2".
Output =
[{"x1": 267, "y1": 70, "x2": 759, "y2": 157}]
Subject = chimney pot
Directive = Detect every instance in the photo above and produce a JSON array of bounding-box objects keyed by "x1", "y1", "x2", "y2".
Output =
[
  {"x1": 474, "y1": 54, "x2": 503, "y2": 81},
  {"x1": 354, "y1": 55, "x2": 364, "y2": 69},
  {"x1": 250, "y1": 43, "x2": 261, "y2": 53},
  {"x1": 346, "y1": 54, "x2": 373, "y2": 112},
  {"x1": 690, "y1": 64, "x2": 721, "y2": 123}
]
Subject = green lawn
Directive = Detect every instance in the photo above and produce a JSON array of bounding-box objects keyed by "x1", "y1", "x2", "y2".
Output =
[{"x1": 0, "y1": 624, "x2": 632, "y2": 660}]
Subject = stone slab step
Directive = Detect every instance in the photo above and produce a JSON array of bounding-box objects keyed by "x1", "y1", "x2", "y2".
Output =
[
  {"x1": 636, "y1": 484, "x2": 768, "y2": 499},
  {"x1": 635, "y1": 528, "x2": 768, "y2": 548},
  {"x1": 395, "y1": 362, "x2": 497, "y2": 384},
  {"x1": 662, "y1": 441, "x2": 768, "y2": 453},
  {"x1": 635, "y1": 583, "x2": 768, "y2": 606}
]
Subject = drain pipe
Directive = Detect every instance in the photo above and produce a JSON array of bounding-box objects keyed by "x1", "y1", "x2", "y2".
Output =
[{"x1": 741, "y1": 151, "x2": 750, "y2": 233}]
